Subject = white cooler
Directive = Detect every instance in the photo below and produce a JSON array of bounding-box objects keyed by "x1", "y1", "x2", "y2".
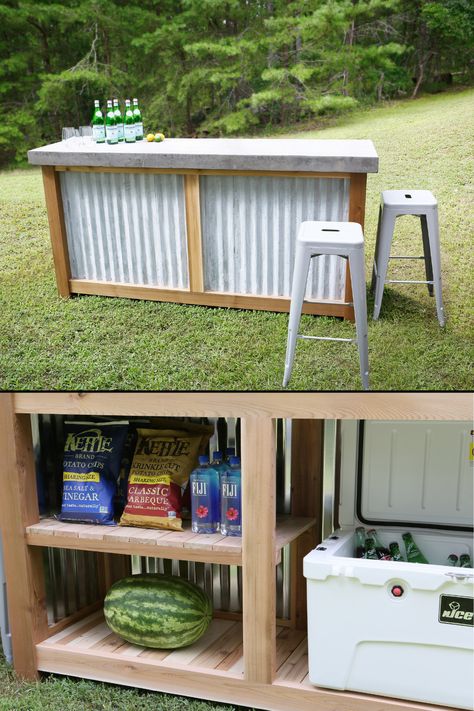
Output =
[{"x1": 304, "y1": 420, "x2": 474, "y2": 709}]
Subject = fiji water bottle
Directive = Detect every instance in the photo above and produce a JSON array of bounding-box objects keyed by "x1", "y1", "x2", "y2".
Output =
[
  {"x1": 220, "y1": 456, "x2": 241, "y2": 537},
  {"x1": 190, "y1": 455, "x2": 220, "y2": 533},
  {"x1": 211, "y1": 450, "x2": 230, "y2": 480},
  {"x1": 224, "y1": 446, "x2": 236, "y2": 463}
]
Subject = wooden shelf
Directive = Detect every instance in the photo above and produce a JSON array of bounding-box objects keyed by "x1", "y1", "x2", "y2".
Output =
[
  {"x1": 36, "y1": 612, "x2": 434, "y2": 711},
  {"x1": 26, "y1": 515, "x2": 316, "y2": 566}
]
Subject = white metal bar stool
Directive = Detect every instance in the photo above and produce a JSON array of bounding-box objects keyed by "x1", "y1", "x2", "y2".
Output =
[
  {"x1": 371, "y1": 189, "x2": 445, "y2": 326},
  {"x1": 283, "y1": 220, "x2": 369, "y2": 390}
]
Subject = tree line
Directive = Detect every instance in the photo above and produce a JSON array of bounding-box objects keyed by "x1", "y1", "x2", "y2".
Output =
[{"x1": 1, "y1": 0, "x2": 473, "y2": 165}]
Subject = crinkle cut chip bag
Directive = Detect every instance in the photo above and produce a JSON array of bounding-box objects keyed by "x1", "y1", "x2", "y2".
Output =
[{"x1": 120, "y1": 429, "x2": 203, "y2": 531}]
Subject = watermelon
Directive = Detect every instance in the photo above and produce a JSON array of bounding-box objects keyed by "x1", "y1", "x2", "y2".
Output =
[{"x1": 103, "y1": 574, "x2": 213, "y2": 649}]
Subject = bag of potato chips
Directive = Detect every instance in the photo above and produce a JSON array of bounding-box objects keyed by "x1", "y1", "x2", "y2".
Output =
[{"x1": 120, "y1": 429, "x2": 202, "y2": 530}]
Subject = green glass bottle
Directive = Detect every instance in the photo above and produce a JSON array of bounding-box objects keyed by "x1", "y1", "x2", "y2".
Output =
[
  {"x1": 91, "y1": 100, "x2": 105, "y2": 143},
  {"x1": 105, "y1": 100, "x2": 118, "y2": 145},
  {"x1": 389, "y1": 541, "x2": 404, "y2": 561},
  {"x1": 355, "y1": 526, "x2": 366, "y2": 558},
  {"x1": 446, "y1": 554, "x2": 458, "y2": 566},
  {"x1": 113, "y1": 99, "x2": 124, "y2": 142},
  {"x1": 367, "y1": 528, "x2": 391, "y2": 560},
  {"x1": 132, "y1": 98, "x2": 143, "y2": 140},
  {"x1": 124, "y1": 100, "x2": 136, "y2": 143},
  {"x1": 365, "y1": 537, "x2": 379, "y2": 560},
  {"x1": 402, "y1": 532, "x2": 429, "y2": 564},
  {"x1": 459, "y1": 554, "x2": 472, "y2": 568}
]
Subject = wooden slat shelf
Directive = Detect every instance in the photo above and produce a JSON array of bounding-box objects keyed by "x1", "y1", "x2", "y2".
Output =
[
  {"x1": 36, "y1": 612, "x2": 438, "y2": 711},
  {"x1": 26, "y1": 515, "x2": 316, "y2": 566}
]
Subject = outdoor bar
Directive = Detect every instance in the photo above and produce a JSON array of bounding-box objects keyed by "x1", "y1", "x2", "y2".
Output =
[{"x1": 28, "y1": 138, "x2": 378, "y2": 319}]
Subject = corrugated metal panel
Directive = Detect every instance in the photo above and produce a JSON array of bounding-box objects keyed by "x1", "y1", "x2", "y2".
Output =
[
  {"x1": 200, "y1": 175, "x2": 350, "y2": 301},
  {"x1": 60, "y1": 171, "x2": 189, "y2": 288}
]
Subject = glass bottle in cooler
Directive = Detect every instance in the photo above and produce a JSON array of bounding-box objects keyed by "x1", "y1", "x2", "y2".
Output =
[
  {"x1": 123, "y1": 100, "x2": 136, "y2": 143},
  {"x1": 389, "y1": 541, "x2": 404, "y2": 561},
  {"x1": 446, "y1": 554, "x2": 458, "y2": 566},
  {"x1": 402, "y1": 532, "x2": 429, "y2": 564},
  {"x1": 132, "y1": 98, "x2": 143, "y2": 140},
  {"x1": 113, "y1": 99, "x2": 124, "y2": 142},
  {"x1": 105, "y1": 100, "x2": 118, "y2": 145},
  {"x1": 459, "y1": 553, "x2": 472, "y2": 568},
  {"x1": 364, "y1": 536, "x2": 379, "y2": 560},
  {"x1": 190, "y1": 455, "x2": 220, "y2": 534},
  {"x1": 91, "y1": 100, "x2": 105, "y2": 143},
  {"x1": 354, "y1": 527, "x2": 366, "y2": 558},
  {"x1": 220, "y1": 456, "x2": 241, "y2": 537},
  {"x1": 367, "y1": 528, "x2": 391, "y2": 560}
]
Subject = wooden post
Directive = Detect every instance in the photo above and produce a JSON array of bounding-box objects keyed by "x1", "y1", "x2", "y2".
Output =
[
  {"x1": 184, "y1": 174, "x2": 205, "y2": 292},
  {"x1": 343, "y1": 172, "x2": 368, "y2": 321},
  {"x1": 290, "y1": 420, "x2": 324, "y2": 630},
  {"x1": 0, "y1": 394, "x2": 48, "y2": 678},
  {"x1": 42, "y1": 166, "x2": 71, "y2": 298},
  {"x1": 241, "y1": 416, "x2": 276, "y2": 684}
]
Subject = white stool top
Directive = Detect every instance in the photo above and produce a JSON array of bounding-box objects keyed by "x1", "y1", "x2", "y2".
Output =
[
  {"x1": 382, "y1": 189, "x2": 437, "y2": 208},
  {"x1": 298, "y1": 220, "x2": 364, "y2": 250}
]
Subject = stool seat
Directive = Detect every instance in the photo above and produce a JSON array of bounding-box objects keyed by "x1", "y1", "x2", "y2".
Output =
[
  {"x1": 382, "y1": 190, "x2": 437, "y2": 209},
  {"x1": 298, "y1": 220, "x2": 364, "y2": 251},
  {"x1": 283, "y1": 220, "x2": 369, "y2": 390}
]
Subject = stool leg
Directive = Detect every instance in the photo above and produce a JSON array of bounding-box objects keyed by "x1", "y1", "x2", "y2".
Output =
[
  {"x1": 420, "y1": 215, "x2": 434, "y2": 296},
  {"x1": 349, "y1": 248, "x2": 370, "y2": 390},
  {"x1": 425, "y1": 209, "x2": 446, "y2": 327},
  {"x1": 283, "y1": 243, "x2": 311, "y2": 387},
  {"x1": 371, "y1": 204, "x2": 383, "y2": 293},
  {"x1": 373, "y1": 209, "x2": 396, "y2": 320}
]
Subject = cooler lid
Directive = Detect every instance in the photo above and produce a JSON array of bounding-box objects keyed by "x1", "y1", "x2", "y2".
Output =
[{"x1": 338, "y1": 421, "x2": 473, "y2": 532}]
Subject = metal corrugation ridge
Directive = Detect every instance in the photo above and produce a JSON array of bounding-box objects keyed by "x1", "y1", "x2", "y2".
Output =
[
  {"x1": 200, "y1": 175, "x2": 350, "y2": 301},
  {"x1": 60, "y1": 171, "x2": 189, "y2": 288}
]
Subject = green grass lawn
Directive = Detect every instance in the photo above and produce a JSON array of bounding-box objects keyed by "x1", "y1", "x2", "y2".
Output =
[
  {"x1": 0, "y1": 649, "x2": 253, "y2": 711},
  {"x1": 0, "y1": 88, "x2": 473, "y2": 390}
]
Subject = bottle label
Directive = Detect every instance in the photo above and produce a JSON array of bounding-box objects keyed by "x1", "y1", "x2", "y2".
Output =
[
  {"x1": 92, "y1": 125, "x2": 105, "y2": 142},
  {"x1": 124, "y1": 124, "x2": 136, "y2": 141},
  {"x1": 106, "y1": 125, "x2": 118, "y2": 142},
  {"x1": 134, "y1": 122, "x2": 144, "y2": 138},
  {"x1": 191, "y1": 473, "x2": 219, "y2": 530},
  {"x1": 221, "y1": 474, "x2": 241, "y2": 533},
  {"x1": 117, "y1": 123, "x2": 124, "y2": 141}
]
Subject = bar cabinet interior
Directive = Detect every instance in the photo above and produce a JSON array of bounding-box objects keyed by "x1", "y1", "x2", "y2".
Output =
[{"x1": 0, "y1": 392, "x2": 471, "y2": 711}]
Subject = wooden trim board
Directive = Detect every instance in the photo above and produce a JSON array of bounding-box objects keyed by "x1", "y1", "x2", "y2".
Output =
[
  {"x1": 12, "y1": 392, "x2": 473, "y2": 421},
  {"x1": 54, "y1": 165, "x2": 351, "y2": 179},
  {"x1": 184, "y1": 174, "x2": 205, "y2": 292},
  {"x1": 42, "y1": 166, "x2": 71, "y2": 298},
  {"x1": 68, "y1": 278, "x2": 349, "y2": 317},
  {"x1": 0, "y1": 396, "x2": 48, "y2": 678}
]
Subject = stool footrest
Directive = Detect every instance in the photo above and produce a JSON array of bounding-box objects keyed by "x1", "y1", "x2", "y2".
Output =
[
  {"x1": 385, "y1": 279, "x2": 433, "y2": 285},
  {"x1": 297, "y1": 335, "x2": 355, "y2": 343},
  {"x1": 389, "y1": 255, "x2": 425, "y2": 260}
]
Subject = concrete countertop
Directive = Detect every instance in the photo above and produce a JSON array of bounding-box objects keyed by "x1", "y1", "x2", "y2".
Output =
[{"x1": 28, "y1": 137, "x2": 378, "y2": 173}]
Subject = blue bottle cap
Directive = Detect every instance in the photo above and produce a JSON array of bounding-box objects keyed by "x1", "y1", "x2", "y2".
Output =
[
  {"x1": 229, "y1": 456, "x2": 240, "y2": 466},
  {"x1": 198, "y1": 454, "x2": 209, "y2": 465},
  {"x1": 213, "y1": 450, "x2": 223, "y2": 461}
]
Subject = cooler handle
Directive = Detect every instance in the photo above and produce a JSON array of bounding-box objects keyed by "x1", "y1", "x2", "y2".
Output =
[{"x1": 444, "y1": 572, "x2": 474, "y2": 582}]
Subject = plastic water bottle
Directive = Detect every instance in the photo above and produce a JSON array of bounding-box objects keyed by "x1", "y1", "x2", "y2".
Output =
[
  {"x1": 211, "y1": 450, "x2": 230, "y2": 479},
  {"x1": 190, "y1": 455, "x2": 220, "y2": 533},
  {"x1": 220, "y1": 456, "x2": 241, "y2": 537}
]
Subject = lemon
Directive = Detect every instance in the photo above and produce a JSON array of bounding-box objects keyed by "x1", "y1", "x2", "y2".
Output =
[
  {"x1": 154, "y1": 132, "x2": 165, "y2": 142},
  {"x1": 146, "y1": 133, "x2": 155, "y2": 142}
]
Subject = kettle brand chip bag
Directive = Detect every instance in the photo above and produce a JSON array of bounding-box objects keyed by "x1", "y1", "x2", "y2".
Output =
[
  {"x1": 59, "y1": 421, "x2": 129, "y2": 525},
  {"x1": 120, "y1": 429, "x2": 202, "y2": 531}
]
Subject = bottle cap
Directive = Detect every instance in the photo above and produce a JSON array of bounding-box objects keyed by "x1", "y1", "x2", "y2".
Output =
[
  {"x1": 198, "y1": 455, "x2": 209, "y2": 465},
  {"x1": 212, "y1": 451, "x2": 223, "y2": 461},
  {"x1": 229, "y1": 456, "x2": 240, "y2": 466}
]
